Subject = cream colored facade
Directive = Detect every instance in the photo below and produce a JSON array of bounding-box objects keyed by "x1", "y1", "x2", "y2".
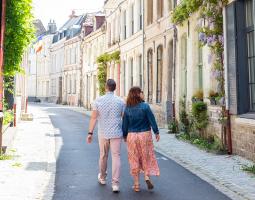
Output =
[
  {"x1": 36, "y1": 35, "x2": 54, "y2": 102},
  {"x1": 143, "y1": 0, "x2": 176, "y2": 127},
  {"x1": 63, "y1": 36, "x2": 81, "y2": 106},
  {"x1": 82, "y1": 23, "x2": 106, "y2": 109},
  {"x1": 104, "y1": 0, "x2": 144, "y2": 97}
]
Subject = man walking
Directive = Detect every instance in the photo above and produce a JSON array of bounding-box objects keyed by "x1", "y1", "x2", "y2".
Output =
[{"x1": 87, "y1": 79, "x2": 125, "y2": 193}]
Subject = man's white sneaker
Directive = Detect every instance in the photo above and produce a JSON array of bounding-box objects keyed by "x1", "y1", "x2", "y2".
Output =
[
  {"x1": 112, "y1": 185, "x2": 120, "y2": 193},
  {"x1": 98, "y1": 173, "x2": 106, "y2": 185}
]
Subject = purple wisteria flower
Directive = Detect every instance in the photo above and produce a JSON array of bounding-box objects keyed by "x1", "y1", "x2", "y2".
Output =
[
  {"x1": 208, "y1": 54, "x2": 213, "y2": 64},
  {"x1": 199, "y1": 32, "x2": 207, "y2": 44},
  {"x1": 207, "y1": 36, "x2": 214, "y2": 46},
  {"x1": 211, "y1": 70, "x2": 222, "y2": 79},
  {"x1": 218, "y1": 35, "x2": 224, "y2": 44}
]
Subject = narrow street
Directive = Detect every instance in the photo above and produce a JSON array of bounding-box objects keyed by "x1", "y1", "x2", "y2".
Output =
[{"x1": 35, "y1": 103, "x2": 231, "y2": 200}]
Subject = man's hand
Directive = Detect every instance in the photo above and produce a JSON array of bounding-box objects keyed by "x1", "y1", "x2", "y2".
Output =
[
  {"x1": 155, "y1": 134, "x2": 160, "y2": 142},
  {"x1": 87, "y1": 134, "x2": 93, "y2": 144}
]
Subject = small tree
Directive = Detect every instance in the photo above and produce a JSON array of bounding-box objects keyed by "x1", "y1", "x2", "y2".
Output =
[
  {"x1": 96, "y1": 51, "x2": 120, "y2": 96},
  {"x1": 179, "y1": 98, "x2": 190, "y2": 134},
  {"x1": 191, "y1": 101, "x2": 209, "y2": 137}
]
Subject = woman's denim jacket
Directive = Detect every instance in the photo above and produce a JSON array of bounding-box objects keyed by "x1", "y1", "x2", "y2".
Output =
[{"x1": 122, "y1": 102, "x2": 159, "y2": 138}]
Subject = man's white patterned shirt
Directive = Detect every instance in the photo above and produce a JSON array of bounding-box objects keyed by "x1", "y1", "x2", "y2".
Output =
[{"x1": 92, "y1": 92, "x2": 125, "y2": 139}]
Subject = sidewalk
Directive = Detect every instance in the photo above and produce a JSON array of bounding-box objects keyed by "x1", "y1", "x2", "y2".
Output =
[
  {"x1": 66, "y1": 105, "x2": 255, "y2": 200},
  {"x1": 0, "y1": 105, "x2": 56, "y2": 200}
]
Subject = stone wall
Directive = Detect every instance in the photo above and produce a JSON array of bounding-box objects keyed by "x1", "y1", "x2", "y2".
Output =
[{"x1": 231, "y1": 116, "x2": 255, "y2": 162}]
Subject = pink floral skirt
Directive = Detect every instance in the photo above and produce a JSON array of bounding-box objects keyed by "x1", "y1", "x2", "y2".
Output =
[{"x1": 126, "y1": 131, "x2": 160, "y2": 177}]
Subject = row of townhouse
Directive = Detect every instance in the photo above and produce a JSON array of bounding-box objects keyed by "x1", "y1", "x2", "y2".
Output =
[
  {"x1": 21, "y1": 0, "x2": 255, "y2": 162},
  {"x1": 103, "y1": 0, "x2": 255, "y2": 161}
]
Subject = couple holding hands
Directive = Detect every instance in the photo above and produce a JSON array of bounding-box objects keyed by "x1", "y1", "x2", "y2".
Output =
[{"x1": 87, "y1": 79, "x2": 160, "y2": 193}]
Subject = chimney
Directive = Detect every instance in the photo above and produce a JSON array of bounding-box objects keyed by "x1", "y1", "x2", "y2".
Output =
[
  {"x1": 94, "y1": 15, "x2": 105, "y2": 30},
  {"x1": 83, "y1": 23, "x2": 93, "y2": 36},
  {"x1": 69, "y1": 10, "x2": 77, "y2": 18},
  {"x1": 47, "y1": 19, "x2": 57, "y2": 34}
]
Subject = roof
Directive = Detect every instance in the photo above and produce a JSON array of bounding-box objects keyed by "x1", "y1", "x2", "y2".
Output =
[
  {"x1": 53, "y1": 14, "x2": 86, "y2": 43},
  {"x1": 33, "y1": 19, "x2": 46, "y2": 37}
]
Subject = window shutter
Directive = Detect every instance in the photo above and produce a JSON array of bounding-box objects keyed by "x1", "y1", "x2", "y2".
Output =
[
  {"x1": 226, "y1": 2, "x2": 238, "y2": 114},
  {"x1": 235, "y1": 1, "x2": 250, "y2": 114}
]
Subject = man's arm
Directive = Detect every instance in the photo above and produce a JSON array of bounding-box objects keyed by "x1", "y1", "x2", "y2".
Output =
[
  {"x1": 89, "y1": 110, "x2": 98, "y2": 132},
  {"x1": 87, "y1": 110, "x2": 98, "y2": 144}
]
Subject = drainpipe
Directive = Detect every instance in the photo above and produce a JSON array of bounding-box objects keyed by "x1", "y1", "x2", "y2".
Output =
[
  {"x1": 223, "y1": 6, "x2": 232, "y2": 154},
  {"x1": 0, "y1": 0, "x2": 6, "y2": 154},
  {"x1": 142, "y1": 0, "x2": 145, "y2": 92},
  {"x1": 172, "y1": 26, "x2": 177, "y2": 120},
  {"x1": 79, "y1": 35, "x2": 84, "y2": 107}
]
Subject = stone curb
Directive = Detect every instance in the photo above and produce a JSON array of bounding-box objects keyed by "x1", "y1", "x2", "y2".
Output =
[{"x1": 154, "y1": 143, "x2": 250, "y2": 200}]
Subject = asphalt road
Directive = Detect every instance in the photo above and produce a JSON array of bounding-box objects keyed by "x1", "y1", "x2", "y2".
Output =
[{"x1": 42, "y1": 104, "x2": 232, "y2": 200}]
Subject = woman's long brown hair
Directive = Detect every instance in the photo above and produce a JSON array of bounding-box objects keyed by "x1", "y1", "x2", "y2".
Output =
[{"x1": 126, "y1": 87, "x2": 143, "y2": 107}]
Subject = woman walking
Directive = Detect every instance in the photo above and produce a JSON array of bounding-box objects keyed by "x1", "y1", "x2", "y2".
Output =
[{"x1": 122, "y1": 87, "x2": 160, "y2": 192}]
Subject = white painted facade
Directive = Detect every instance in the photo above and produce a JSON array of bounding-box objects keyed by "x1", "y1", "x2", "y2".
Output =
[
  {"x1": 36, "y1": 34, "x2": 54, "y2": 101},
  {"x1": 49, "y1": 38, "x2": 65, "y2": 103}
]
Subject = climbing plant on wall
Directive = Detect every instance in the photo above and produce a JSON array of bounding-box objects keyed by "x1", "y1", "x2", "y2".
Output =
[
  {"x1": 96, "y1": 51, "x2": 120, "y2": 95},
  {"x1": 172, "y1": 0, "x2": 228, "y2": 98}
]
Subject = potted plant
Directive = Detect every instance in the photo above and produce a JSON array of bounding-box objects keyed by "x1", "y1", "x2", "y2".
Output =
[
  {"x1": 168, "y1": 119, "x2": 179, "y2": 134},
  {"x1": 192, "y1": 89, "x2": 204, "y2": 103},
  {"x1": 208, "y1": 90, "x2": 219, "y2": 105}
]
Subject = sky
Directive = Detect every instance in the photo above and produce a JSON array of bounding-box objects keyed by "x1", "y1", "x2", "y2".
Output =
[{"x1": 33, "y1": 0, "x2": 104, "y2": 30}]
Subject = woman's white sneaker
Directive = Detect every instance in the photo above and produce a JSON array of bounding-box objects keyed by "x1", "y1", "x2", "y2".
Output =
[
  {"x1": 112, "y1": 185, "x2": 120, "y2": 193},
  {"x1": 98, "y1": 173, "x2": 106, "y2": 185}
]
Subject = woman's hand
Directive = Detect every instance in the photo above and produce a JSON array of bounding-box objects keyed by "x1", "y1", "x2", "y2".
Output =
[
  {"x1": 155, "y1": 134, "x2": 160, "y2": 142},
  {"x1": 87, "y1": 135, "x2": 93, "y2": 144}
]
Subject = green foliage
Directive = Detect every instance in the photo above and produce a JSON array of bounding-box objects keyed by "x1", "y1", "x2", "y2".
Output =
[
  {"x1": 191, "y1": 102, "x2": 208, "y2": 133},
  {"x1": 171, "y1": 0, "x2": 203, "y2": 24},
  {"x1": 168, "y1": 120, "x2": 179, "y2": 133},
  {"x1": 179, "y1": 98, "x2": 190, "y2": 134},
  {"x1": 0, "y1": 154, "x2": 13, "y2": 160},
  {"x1": 96, "y1": 51, "x2": 120, "y2": 95},
  {"x1": 3, "y1": 110, "x2": 14, "y2": 125},
  {"x1": 4, "y1": 0, "x2": 35, "y2": 95},
  {"x1": 242, "y1": 165, "x2": 255, "y2": 175},
  {"x1": 176, "y1": 133, "x2": 225, "y2": 153}
]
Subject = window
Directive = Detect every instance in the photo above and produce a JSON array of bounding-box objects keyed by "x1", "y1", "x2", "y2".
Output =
[
  {"x1": 157, "y1": 0, "x2": 164, "y2": 19},
  {"x1": 147, "y1": 49, "x2": 153, "y2": 103},
  {"x1": 130, "y1": 58, "x2": 134, "y2": 87},
  {"x1": 180, "y1": 34, "x2": 188, "y2": 98},
  {"x1": 139, "y1": 55, "x2": 143, "y2": 87},
  {"x1": 156, "y1": 46, "x2": 163, "y2": 103},
  {"x1": 173, "y1": 0, "x2": 177, "y2": 8},
  {"x1": 168, "y1": 0, "x2": 173, "y2": 11},
  {"x1": 246, "y1": 0, "x2": 255, "y2": 111},
  {"x1": 131, "y1": 4, "x2": 134, "y2": 35},
  {"x1": 147, "y1": 0, "x2": 153, "y2": 25},
  {"x1": 68, "y1": 75, "x2": 72, "y2": 94},
  {"x1": 123, "y1": 60, "x2": 126, "y2": 96},
  {"x1": 198, "y1": 41, "x2": 203, "y2": 90},
  {"x1": 123, "y1": 11, "x2": 127, "y2": 39},
  {"x1": 73, "y1": 74, "x2": 76, "y2": 94},
  {"x1": 51, "y1": 79, "x2": 56, "y2": 95},
  {"x1": 139, "y1": 0, "x2": 142, "y2": 30}
]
